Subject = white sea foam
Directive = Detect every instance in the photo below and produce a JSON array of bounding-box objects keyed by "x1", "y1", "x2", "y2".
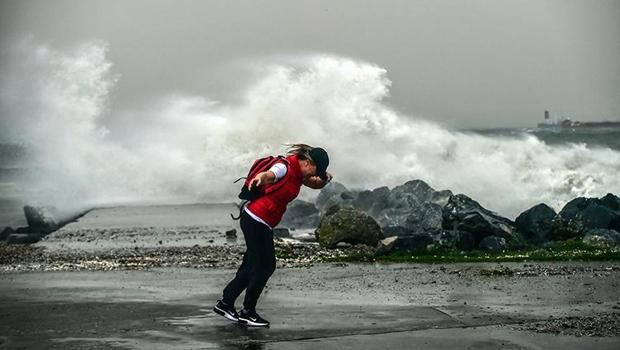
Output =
[{"x1": 1, "y1": 39, "x2": 619, "y2": 218}]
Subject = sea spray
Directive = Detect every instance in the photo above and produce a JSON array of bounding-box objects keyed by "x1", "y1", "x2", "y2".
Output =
[{"x1": 1, "y1": 38, "x2": 619, "y2": 219}]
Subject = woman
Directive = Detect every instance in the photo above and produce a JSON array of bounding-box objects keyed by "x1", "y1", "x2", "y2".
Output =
[{"x1": 214, "y1": 144, "x2": 332, "y2": 327}]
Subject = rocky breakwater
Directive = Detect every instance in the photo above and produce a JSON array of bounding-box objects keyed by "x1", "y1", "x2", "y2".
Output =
[
  {"x1": 283, "y1": 180, "x2": 620, "y2": 255},
  {"x1": 516, "y1": 193, "x2": 620, "y2": 248},
  {"x1": 1, "y1": 205, "x2": 90, "y2": 245},
  {"x1": 310, "y1": 180, "x2": 524, "y2": 254}
]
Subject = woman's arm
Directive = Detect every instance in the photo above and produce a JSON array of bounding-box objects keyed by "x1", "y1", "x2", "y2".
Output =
[
  {"x1": 248, "y1": 163, "x2": 287, "y2": 189},
  {"x1": 248, "y1": 171, "x2": 277, "y2": 189}
]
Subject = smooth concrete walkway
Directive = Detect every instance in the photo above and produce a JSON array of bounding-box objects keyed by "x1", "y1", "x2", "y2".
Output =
[{"x1": 1, "y1": 265, "x2": 618, "y2": 349}]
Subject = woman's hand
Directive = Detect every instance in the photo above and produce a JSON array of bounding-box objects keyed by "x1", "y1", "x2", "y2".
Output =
[
  {"x1": 248, "y1": 171, "x2": 276, "y2": 190},
  {"x1": 303, "y1": 172, "x2": 333, "y2": 189}
]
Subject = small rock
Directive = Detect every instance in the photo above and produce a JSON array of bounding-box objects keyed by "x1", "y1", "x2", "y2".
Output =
[
  {"x1": 225, "y1": 229, "x2": 237, "y2": 238},
  {"x1": 376, "y1": 236, "x2": 399, "y2": 255}
]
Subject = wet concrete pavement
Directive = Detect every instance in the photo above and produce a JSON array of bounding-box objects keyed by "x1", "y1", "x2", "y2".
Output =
[{"x1": 1, "y1": 263, "x2": 619, "y2": 349}]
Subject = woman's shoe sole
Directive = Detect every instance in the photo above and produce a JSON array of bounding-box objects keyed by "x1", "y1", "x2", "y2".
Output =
[{"x1": 238, "y1": 317, "x2": 269, "y2": 327}]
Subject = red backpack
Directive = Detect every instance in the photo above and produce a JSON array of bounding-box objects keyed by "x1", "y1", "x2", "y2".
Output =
[{"x1": 231, "y1": 155, "x2": 290, "y2": 219}]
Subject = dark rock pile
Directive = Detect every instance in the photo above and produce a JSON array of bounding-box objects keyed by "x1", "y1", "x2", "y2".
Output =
[
  {"x1": 552, "y1": 193, "x2": 620, "y2": 242},
  {"x1": 513, "y1": 193, "x2": 620, "y2": 247},
  {"x1": 282, "y1": 180, "x2": 620, "y2": 254},
  {"x1": 310, "y1": 180, "x2": 522, "y2": 253}
]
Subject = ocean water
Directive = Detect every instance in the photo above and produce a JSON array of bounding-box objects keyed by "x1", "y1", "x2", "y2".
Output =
[
  {"x1": 468, "y1": 128, "x2": 620, "y2": 152},
  {"x1": 1, "y1": 38, "x2": 619, "y2": 223}
]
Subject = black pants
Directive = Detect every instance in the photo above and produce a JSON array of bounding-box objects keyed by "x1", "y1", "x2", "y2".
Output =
[{"x1": 222, "y1": 210, "x2": 276, "y2": 310}]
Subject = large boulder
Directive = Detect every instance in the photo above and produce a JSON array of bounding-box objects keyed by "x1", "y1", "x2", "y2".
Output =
[
  {"x1": 372, "y1": 180, "x2": 452, "y2": 231},
  {"x1": 442, "y1": 194, "x2": 516, "y2": 245},
  {"x1": 402, "y1": 203, "x2": 444, "y2": 232},
  {"x1": 280, "y1": 200, "x2": 320, "y2": 228},
  {"x1": 315, "y1": 207, "x2": 383, "y2": 248},
  {"x1": 353, "y1": 186, "x2": 391, "y2": 217},
  {"x1": 557, "y1": 193, "x2": 620, "y2": 231},
  {"x1": 316, "y1": 182, "x2": 352, "y2": 212},
  {"x1": 388, "y1": 180, "x2": 452, "y2": 207},
  {"x1": 515, "y1": 203, "x2": 557, "y2": 244}
]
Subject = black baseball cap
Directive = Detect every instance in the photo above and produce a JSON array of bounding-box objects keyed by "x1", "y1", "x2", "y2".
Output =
[{"x1": 309, "y1": 147, "x2": 329, "y2": 181}]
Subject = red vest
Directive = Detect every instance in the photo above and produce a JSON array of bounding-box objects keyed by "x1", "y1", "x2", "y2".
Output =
[{"x1": 246, "y1": 155, "x2": 304, "y2": 228}]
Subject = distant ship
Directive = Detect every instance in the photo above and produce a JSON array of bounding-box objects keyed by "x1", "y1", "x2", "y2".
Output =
[{"x1": 537, "y1": 110, "x2": 620, "y2": 130}]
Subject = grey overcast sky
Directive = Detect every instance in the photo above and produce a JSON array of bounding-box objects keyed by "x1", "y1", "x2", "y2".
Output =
[{"x1": 1, "y1": 0, "x2": 618, "y2": 128}]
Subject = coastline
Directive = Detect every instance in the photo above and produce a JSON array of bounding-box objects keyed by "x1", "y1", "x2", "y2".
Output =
[{"x1": 1, "y1": 203, "x2": 619, "y2": 348}]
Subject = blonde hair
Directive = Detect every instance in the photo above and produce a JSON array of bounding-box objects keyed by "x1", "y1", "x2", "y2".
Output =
[{"x1": 285, "y1": 143, "x2": 314, "y2": 163}]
